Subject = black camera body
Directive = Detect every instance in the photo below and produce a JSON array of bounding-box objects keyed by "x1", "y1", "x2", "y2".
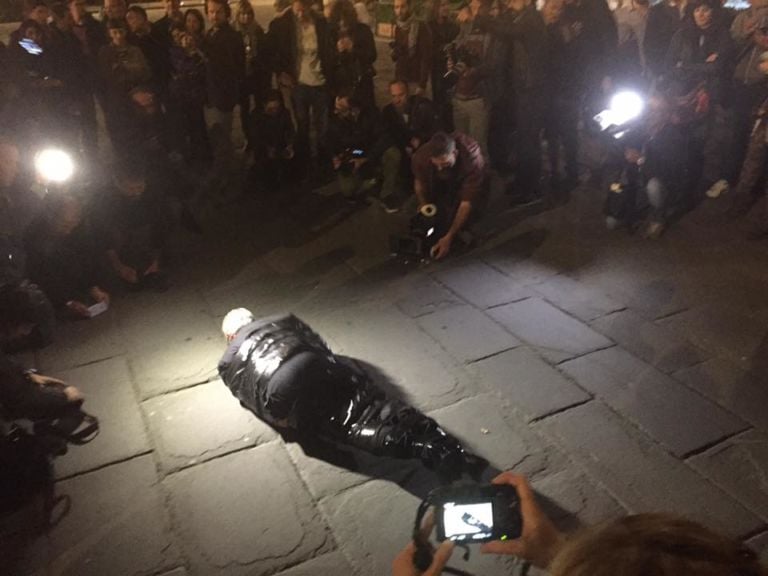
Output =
[
  {"x1": 389, "y1": 207, "x2": 440, "y2": 259},
  {"x1": 432, "y1": 484, "x2": 522, "y2": 544}
]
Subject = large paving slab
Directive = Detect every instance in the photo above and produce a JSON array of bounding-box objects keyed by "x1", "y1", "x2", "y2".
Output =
[
  {"x1": 560, "y1": 347, "x2": 748, "y2": 457},
  {"x1": 673, "y1": 357, "x2": 768, "y2": 432},
  {"x1": 273, "y1": 551, "x2": 358, "y2": 576},
  {"x1": 431, "y1": 260, "x2": 531, "y2": 309},
  {"x1": 320, "y1": 478, "x2": 519, "y2": 576},
  {"x1": 394, "y1": 274, "x2": 463, "y2": 318},
  {"x1": 428, "y1": 394, "x2": 569, "y2": 479},
  {"x1": 48, "y1": 455, "x2": 181, "y2": 576},
  {"x1": 658, "y1": 304, "x2": 768, "y2": 365},
  {"x1": 115, "y1": 290, "x2": 221, "y2": 352},
  {"x1": 52, "y1": 356, "x2": 151, "y2": 479},
  {"x1": 165, "y1": 441, "x2": 334, "y2": 576},
  {"x1": 130, "y1": 334, "x2": 222, "y2": 399},
  {"x1": 687, "y1": 430, "x2": 768, "y2": 523},
  {"x1": 591, "y1": 309, "x2": 709, "y2": 374},
  {"x1": 530, "y1": 467, "x2": 626, "y2": 533},
  {"x1": 469, "y1": 348, "x2": 591, "y2": 422},
  {"x1": 416, "y1": 304, "x2": 520, "y2": 363},
  {"x1": 36, "y1": 312, "x2": 124, "y2": 372},
  {"x1": 536, "y1": 400, "x2": 763, "y2": 538},
  {"x1": 488, "y1": 298, "x2": 613, "y2": 364},
  {"x1": 317, "y1": 302, "x2": 475, "y2": 410},
  {"x1": 143, "y1": 380, "x2": 278, "y2": 473},
  {"x1": 574, "y1": 265, "x2": 689, "y2": 321},
  {"x1": 531, "y1": 274, "x2": 625, "y2": 322}
]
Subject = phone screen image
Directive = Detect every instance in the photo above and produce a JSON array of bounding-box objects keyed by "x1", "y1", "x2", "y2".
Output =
[{"x1": 442, "y1": 501, "x2": 494, "y2": 541}]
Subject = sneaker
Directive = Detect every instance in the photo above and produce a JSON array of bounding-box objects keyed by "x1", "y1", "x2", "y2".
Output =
[
  {"x1": 705, "y1": 179, "x2": 729, "y2": 199},
  {"x1": 381, "y1": 195, "x2": 401, "y2": 214},
  {"x1": 643, "y1": 221, "x2": 665, "y2": 239}
]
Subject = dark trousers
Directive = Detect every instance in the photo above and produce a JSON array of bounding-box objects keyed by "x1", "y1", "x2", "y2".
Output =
[
  {"x1": 513, "y1": 91, "x2": 545, "y2": 194},
  {"x1": 727, "y1": 83, "x2": 767, "y2": 183},
  {"x1": 292, "y1": 83, "x2": 329, "y2": 164},
  {"x1": 544, "y1": 93, "x2": 580, "y2": 184}
]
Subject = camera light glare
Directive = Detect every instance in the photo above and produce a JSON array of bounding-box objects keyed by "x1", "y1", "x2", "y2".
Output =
[
  {"x1": 609, "y1": 91, "x2": 644, "y2": 126},
  {"x1": 35, "y1": 149, "x2": 75, "y2": 184}
]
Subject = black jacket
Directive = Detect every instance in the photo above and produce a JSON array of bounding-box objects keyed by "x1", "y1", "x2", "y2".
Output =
[
  {"x1": 483, "y1": 5, "x2": 548, "y2": 94},
  {"x1": 218, "y1": 315, "x2": 332, "y2": 424},
  {"x1": 645, "y1": 2, "x2": 689, "y2": 78},
  {"x1": 268, "y1": 10, "x2": 333, "y2": 84},
  {"x1": 381, "y1": 95, "x2": 436, "y2": 150},
  {"x1": 327, "y1": 105, "x2": 389, "y2": 160},
  {"x1": 665, "y1": 22, "x2": 733, "y2": 101},
  {"x1": 203, "y1": 23, "x2": 245, "y2": 110}
]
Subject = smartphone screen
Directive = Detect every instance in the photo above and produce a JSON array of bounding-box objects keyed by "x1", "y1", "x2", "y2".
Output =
[{"x1": 441, "y1": 501, "x2": 495, "y2": 542}]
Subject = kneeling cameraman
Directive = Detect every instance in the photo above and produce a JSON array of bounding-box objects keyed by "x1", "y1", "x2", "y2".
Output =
[
  {"x1": 327, "y1": 91, "x2": 402, "y2": 203},
  {"x1": 1, "y1": 284, "x2": 88, "y2": 446},
  {"x1": 411, "y1": 131, "x2": 488, "y2": 259}
]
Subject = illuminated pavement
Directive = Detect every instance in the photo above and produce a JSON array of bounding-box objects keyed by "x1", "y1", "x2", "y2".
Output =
[{"x1": 4, "y1": 12, "x2": 768, "y2": 576}]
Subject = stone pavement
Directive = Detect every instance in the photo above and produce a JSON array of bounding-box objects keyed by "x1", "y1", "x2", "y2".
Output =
[{"x1": 3, "y1": 12, "x2": 768, "y2": 576}]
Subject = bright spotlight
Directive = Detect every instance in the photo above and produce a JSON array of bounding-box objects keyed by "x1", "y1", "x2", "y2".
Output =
[
  {"x1": 35, "y1": 149, "x2": 75, "y2": 184},
  {"x1": 609, "y1": 91, "x2": 645, "y2": 126},
  {"x1": 594, "y1": 90, "x2": 645, "y2": 134}
]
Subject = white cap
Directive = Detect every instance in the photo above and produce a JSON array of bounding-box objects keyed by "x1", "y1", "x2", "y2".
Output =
[{"x1": 222, "y1": 308, "x2": 254, "y2": 339}]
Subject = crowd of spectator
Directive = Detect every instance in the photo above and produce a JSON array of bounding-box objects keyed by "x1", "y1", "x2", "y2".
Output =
[{"x1": 1, "y1": 0, "x2": 768, "y2": 329}]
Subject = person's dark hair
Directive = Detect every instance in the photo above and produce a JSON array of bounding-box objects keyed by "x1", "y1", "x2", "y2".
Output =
[
  {"x1": 428, "y1": 132, "x2": 456, "y2": 158},
  {"x1": 550, "y1": 514, "x2": 766, "y2": 576},
  {"x1": 329, "y1": 0, "x2": 358, "y2": 28},
  {"x1": 0, "y1": 283, "x2": 56, "y2": 351},
  {"x1": 236, "y1": 0, "x2": 255, "y2": 17},
  {"x1": 127, "y1": 5, "x2": 148, "y2": 20},
  {"x1": 19, "y1": 19, "x2": 45, "y2": 37},
  {"x1": 106, "y1": 17, "x2": 127, "y2": 30},
  {"x1": 335, "y1": 86, "x2": 359, "y2": 107},
  {"x1": 207, "y1": 0, "x2": 232, "y2": 18},
  {"x1": 23, "y1": 0, "x2": 48, "y2": 14},
  {"x1": 184, "y1": 8, "x2": 206, "y2": 32},
  {"x1": 50, "y1": 2, "x2": 69, "y2": 19}
]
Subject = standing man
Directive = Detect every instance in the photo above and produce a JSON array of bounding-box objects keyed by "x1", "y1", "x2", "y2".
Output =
[
  {"x1": 152, "y1": 0, "x2": 184, "y2": 51},
  {"x1": 391, "y1": 0, "x2": 432, "y2": 96},
  {"x1": 484, "y1": 0, "x2": 549, "y2": 203},
  {"x1": 203, "y1": 0, "x2": 245, "y2": 193},
  {"x1": 269, "y1": 0, "x2": 334, "y2": 174}
]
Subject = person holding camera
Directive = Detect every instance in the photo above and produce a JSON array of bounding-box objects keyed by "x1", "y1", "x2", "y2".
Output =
[
  {"x1": 327, "y1": 90, "x2": 402, "y2": 205},
  {"x1": 393, "y1": 472, "x2": 766, "y2": 576},
  {"x1": 391, "y1": 0, "x2": 433, "y2": 96},
  {"x1": 219, "y1": 310, "x2": 487, "y2": 481},
  {"x1": 410, "y1": 131, "x2": 488, "y2": 260}
]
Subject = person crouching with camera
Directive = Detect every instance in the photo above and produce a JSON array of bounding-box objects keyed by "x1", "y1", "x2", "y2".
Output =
[
  {"x1": 411, "y1": 131, "x2": 488, "y2": 260},
  {"x1": 327, "y1": 90, "x2": 403, "y2": 205}
]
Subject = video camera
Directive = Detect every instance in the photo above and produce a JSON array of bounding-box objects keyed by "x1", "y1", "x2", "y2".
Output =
[
  {"x1": 411, "y1": 483, "x2": 523, "y2": 570},
  {"x1": 389, "y1": 203, "x2": 440, "y2": 259}
]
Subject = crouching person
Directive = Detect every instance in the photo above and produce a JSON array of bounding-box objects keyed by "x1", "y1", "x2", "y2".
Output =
[
  {"x1": 411, "y1": 131, "x2": 488, "y2": 259},
  {"x1": 0, "y1": 284, "x2": 96, "y2": 454},
  {"x1": 604, "y1": 94, "x2": 688, "y2": 239},
  {"x1": 327, "y1": 91, "x2": 402, "y2": 205},
  {"x1": 218, "y1": 309, "x2": 487, "y2": 481}
]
